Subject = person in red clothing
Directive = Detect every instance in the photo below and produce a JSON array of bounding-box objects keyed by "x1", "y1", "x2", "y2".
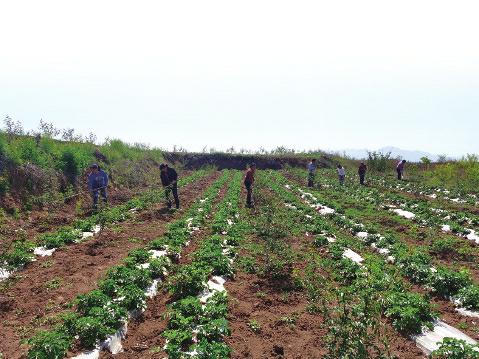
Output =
[
  {"x1": 396, "y1": 159, "x2": 406, "y2": 180},
  {"x1": 358, "y1": 162, "x2": 367, "y2": 185},
  {"x1": 244, "y1": 163, "x2": 256, "y2": 208}
]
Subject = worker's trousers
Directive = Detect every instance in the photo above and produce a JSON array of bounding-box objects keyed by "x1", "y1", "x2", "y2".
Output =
[
  {"x1": 359, "y1": 173, "x2": 365, "y2": 185},
  {"x1": 397, "y1": 169, "x2": 403, "y2": 180},
  {"x1": 92, "y1": 188, "x2": 107, "y2": 208},
  {"x1": 245, "y1": 182, "x2": 254, "y2": 208},
  {"x1": 308, "y1": 172, "x2": 315, "y2": 187},
  {"x1": 165, "y1": 183, "x2": 180, "y2": 209}
]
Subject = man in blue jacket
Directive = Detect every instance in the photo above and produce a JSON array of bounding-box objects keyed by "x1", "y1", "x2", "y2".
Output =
[{"x1": 88, "y1": 164, "x2": 109, "y2": 209}]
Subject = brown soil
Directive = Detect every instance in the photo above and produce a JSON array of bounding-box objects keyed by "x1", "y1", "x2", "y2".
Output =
[
  {"x1": 226, "y1": 271, "x2": 327, "y2": 359},
  {"x1": 0, "y1": 171, "x2": 219, "y2": 359},
  {"x1": 0, "y1": 171, "x2": 193, "y2": 255}
]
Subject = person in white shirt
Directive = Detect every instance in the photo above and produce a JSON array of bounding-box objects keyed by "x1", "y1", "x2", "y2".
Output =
[
  {"x1": 307, "y1": 159, "x2": 318, "y2": 187},
  {"x1": 337, "y1": 164, "x2": 345, "y2": 185}
]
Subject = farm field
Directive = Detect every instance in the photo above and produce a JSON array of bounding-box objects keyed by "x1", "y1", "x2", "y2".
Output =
[{"x1": 1, "y1": 167, "x2": 479, "y2": 359}]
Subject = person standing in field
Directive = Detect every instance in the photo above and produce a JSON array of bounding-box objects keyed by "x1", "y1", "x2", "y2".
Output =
[
  {"x1": 307, "y1": 159, "x2": 317, "y2": 187},
  {"x1": 88, "y1": 164, "x2": 109, "y2": 209},
  {"x1": 244, "y1": 163, "x2": 256, "y2": 208},
  {"x1": 337, "y1": 164, "x2": 346, "y2": 185},
  {"x1": 160, "y1": 163, "x2": 180, "y2": 209},
  {"x1": 396, "y1": 159, "x2": 406, "y2": 180},
  {"x1": 358, "y1": 162, "x2": 367, "y2": 185}
]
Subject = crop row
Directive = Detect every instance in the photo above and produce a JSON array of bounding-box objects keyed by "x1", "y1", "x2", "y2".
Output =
[
  {"x1": 276, "y1": 172, "x2": 479, "y2": 314},
  {"x1": 266, "y1": 171, "x2": 479, "y2": 356},
  {"x1": 163, "y1": 170, "x2": 243, "y2": 358},
  {"x1": 0, "y1": 170, "x2": 209, "y2": 282},
  {"x1": 292, "y1": 167, "x2": 479, "y2": 228},
  {"x1": 25, "y1": 170, "x2": 230, "y2": 359},
  {"x1": 313, "y1": 166, "x2": 478, "y2": 206},
  {"x1": 289, "y1": 168, "x2": 479, "y2": 246}
]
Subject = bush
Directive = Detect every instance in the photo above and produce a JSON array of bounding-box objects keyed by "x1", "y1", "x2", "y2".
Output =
[
  {"x1": 72, "y1": 316, "x2": 113, "y2": 348},
  {"x1": 456, "y1": 285, "x2": 479, "y2": 310},
  {"x1": 384, "y1": 291, "x2": 436, "y2": 335},
  {"x1": 427, "y1": 267, "x2": 472, "y2": 298},
  {"x1": 27, "y1": 330, "x2": 72, "y2": 359},
  {"x1": 167, "y1": 264, "x2": 208, "y2": 298},
  {"x1": 0, "y1": 176, "x2": 8, "y2": 196},
  {"x1": 430, "y1": 337, "x2": 479, "y2": 358}
]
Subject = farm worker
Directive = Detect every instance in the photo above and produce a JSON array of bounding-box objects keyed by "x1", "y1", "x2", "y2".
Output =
[
  {"x1": 244, "y1": 163, "x2": 256, "y2": 208},
  {"x1": 160, "y1": 163, "x2": 180, "y2": 209},
  {"x1": 88, "y1": 164, "x2": 108, "y2": 209},
  {"x1": 358, "y1": 162, "x2": 367, "y2": 185},
  {"x1": 307, "y1": 159, "x2": 317, "y2": 187},
  {"x1": 396, "y1": 160, "x2": 406, "y2": 180},
  {"x1": 337, "y1": 164, "x2": 345, "y2": 185}
]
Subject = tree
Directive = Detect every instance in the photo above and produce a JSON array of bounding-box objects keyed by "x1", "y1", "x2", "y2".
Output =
[
  {"x1": 437, "y1": 154, "x2": 448, "y2": 163},
  {"x1": 367, "y1": 151, "x2": 392, "y2": 172},
  {"x1": 3, "y1": 115, "x2": 24, "y2": 142},
  {"x1": 420, "y1": 156, "x2": 431, "y2": 171}
]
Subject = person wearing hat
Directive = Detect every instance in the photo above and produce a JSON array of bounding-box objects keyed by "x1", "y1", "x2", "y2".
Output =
[
  {"x1": 358, "y1": 162, "x2": 367, "y2": 185},
  {"x1": 88, "y1": 164, "x2": 109, "y2": 209},
  {"x1": 160, "y1": 163, "x2": 179, "y2": 209},
  {"x1": 244, "y1": 163, "x2": 256, "y2": 208}
]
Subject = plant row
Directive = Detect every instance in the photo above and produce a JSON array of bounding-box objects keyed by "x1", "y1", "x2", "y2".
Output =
[
  {"x1": 289, "y1": 167, "x2": 479, "y2": 236},
  {"x1": 316, "y1": 166, "x2": 477, "y2": 206},
  {"x1": 162, "y1": 171, "x2": 243, "y2": 359},
  {"x1": 266, "y1": 171, "x2": 479, "y2": 357},
  {"x1": 0, "y1": 170, "x2": 209, "y2": 273},
  {"x1": 278, "y1": 171, "x2": 479, "y2": 312},
  {"x1": 25, "y1": 170, "x2": 230, "y2": 359}
]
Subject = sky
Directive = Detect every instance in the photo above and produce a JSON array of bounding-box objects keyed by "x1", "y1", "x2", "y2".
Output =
[{"x1": 1, "y1": 0, "x2": 478, "y2": 156}]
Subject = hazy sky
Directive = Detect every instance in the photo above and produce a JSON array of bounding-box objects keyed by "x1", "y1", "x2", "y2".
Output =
[{"x1": 1, "y1": 1, "x2": 478, "y2": 156}]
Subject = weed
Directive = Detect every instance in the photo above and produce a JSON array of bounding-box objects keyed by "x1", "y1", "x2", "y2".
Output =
[
  {"x1": 247, "y1": 319, "x2": 261, "y2": 333},
  {"x1": 44, "y1": 278, "x2": 63, "y2": 291}
]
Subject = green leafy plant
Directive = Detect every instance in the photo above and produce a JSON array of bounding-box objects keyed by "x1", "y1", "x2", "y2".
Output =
[
  {"x1": 430, "y1": 337, "x2": 479, "y2": 358},
  {"x1": 27, "y1": 330, "x2": 72, "y2": 359}
]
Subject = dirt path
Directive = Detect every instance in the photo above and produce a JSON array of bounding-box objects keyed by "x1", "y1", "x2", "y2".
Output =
[{"x1": 0, "y1": 171, "x2": 218, "y2": 359}]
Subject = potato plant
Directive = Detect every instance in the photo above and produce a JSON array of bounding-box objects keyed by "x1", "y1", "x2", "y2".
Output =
[{"x1": 24, "y1": 170, "x2": 229, "y2": 358}]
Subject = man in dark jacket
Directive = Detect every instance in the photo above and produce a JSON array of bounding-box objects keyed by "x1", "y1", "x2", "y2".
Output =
[
  {"x1": 244, "y1": 163, "x2": 256, "y2": 208},
  {"x1": 160, "y1": 163, "x2": 179, "y2": 209},
  {"x1": 358, "y1": 162, "x2": 367, "y2": 185},
  {"x1": 88, "y1": 164, "x2": 109, "y2": 209}
]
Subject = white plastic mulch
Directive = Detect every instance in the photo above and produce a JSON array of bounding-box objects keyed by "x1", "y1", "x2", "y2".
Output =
[
  {"x1": 391, "y1": 208, "x2": 416, "y2": 219},
  {"x1": 413, "y1": 320, "x2": 477, "y2": 355}
]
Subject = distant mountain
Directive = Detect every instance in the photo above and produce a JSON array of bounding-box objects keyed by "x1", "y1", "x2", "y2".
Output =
[{"x1": 338, "y1": 146, "x2": 439, "y2": 162}]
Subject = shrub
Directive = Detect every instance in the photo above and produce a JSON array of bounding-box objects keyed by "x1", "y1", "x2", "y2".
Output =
[
  {"x1": 456, "y1": 285, "x2": 479, "y2": 310},
  {"x1": 27, "y1": 330, "x2": 72, "y2": 359},
  {"x1": 427, "y1": 267, "x2": 472, "y2": 298},
  {"x1": 430, "y1": 337, "x2": 479, "y2": 358},
  {"x1": 384, "y1": 291, "x2": 436, "y2": 334},
  {"x1": 72, "y1": 316, "x2": 113, "y2": 348},
  {"x1": 193, "y1": 338, "x2": 231, "y2": 358},
  {"x1": 1, "y1": 240, "x2": 35, "y2": 268},
  {"x1": 167, "y1": 264, "x2": 208, "y2": 298}
]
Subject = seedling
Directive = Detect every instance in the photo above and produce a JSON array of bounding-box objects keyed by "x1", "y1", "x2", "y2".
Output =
[{"x1": 247, "y1": 319, "x2": 261, "y2": 333}]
